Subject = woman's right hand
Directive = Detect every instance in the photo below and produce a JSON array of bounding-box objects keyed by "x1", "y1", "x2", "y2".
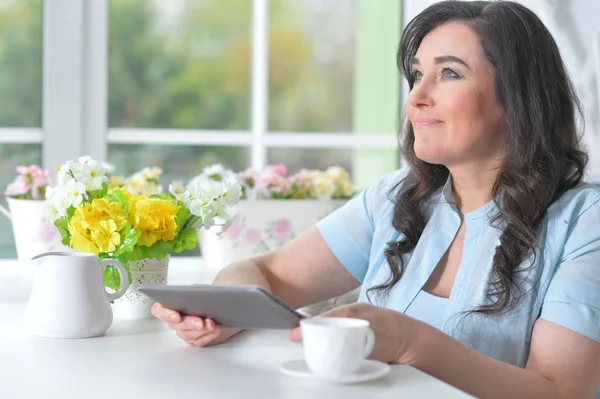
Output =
[{"x1": 151, "y1": 302, "x2": 241, "y2": 347}]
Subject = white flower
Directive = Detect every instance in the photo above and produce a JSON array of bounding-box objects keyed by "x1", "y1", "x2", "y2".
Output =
[
  {"x1": 221, "y1": 176, "x2": 242, "y2": 206},
  {"x1": 45, "y1": 179, "x2": 86, "y2": 220},
  {"x1": 174, "y1": 174, "x2": 242, "y2": 230},
  {"x1": 102, "y1": 162, "x2": 116, "y2": 174},
  {"x1": 45, "y1": 186, "x2": 70, "y2": 220},
  {"x1": 57, "y1": 156, "x2": 108, "y2": 192},
  {"x1": 77, "y1": 155, "x2": 93, "y2": 164},
  {"x1": 78, "y1": 161, "x2": 108, "y2": 191},
  {"x1": 141, "y1": 166, "x2": 162, "y2": 181},
  {"x1": 325, "y1": 166, "x2": 350, "y2": 182},
  {"x1": 202, "y1": 163, "x2": 226, "y2": 177},
  {"x1": 63, "y1": 179, "x2": 87, "y2": 208},
  {"x1": 311, "y1": 175, "x2": 336, "y2": 199},
  {"x1": 125, "y1": 168, "x2": 162, "y2": 194},
  {"x1": 169, "y1": 181, "x2": 186, "y2": 195}
]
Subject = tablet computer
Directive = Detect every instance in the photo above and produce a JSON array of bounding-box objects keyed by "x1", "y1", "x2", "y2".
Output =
[{"x1": 137, "y1": 284, "x2": 305, "y2": 329}]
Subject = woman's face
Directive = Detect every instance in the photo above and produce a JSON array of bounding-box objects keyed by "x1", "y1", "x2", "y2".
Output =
[{"x1": 405, "y1": 22, "x2": 506, "y2": 168}]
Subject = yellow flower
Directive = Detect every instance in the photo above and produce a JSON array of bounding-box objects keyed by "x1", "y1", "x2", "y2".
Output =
[
  {"x1": 325, "y1": 166, "x2": 350, "y2": 182},
  {"x1": 310, "y1": 175, "x2": 336, "y2": 199},
  {"x1": 129, "y1": 197, "x2": 178, "y2": 247},
  {"x1": 67, "y1": 198, "x2": 128, "y2": 254},
  {"x1": 68, "y1": 207, "x2": 101, "y2": 254},
  {"x1": 91, "y1": 219, "x2": 121, "y2": 253},
  {"x1": 91, "y1": 198, "x2": 128, "y2": 231},
  {"x1": 337, "y1": 178, "x2": 354, "y2": 197}
]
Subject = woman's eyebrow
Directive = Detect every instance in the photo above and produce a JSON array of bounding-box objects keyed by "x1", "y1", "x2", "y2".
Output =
[{"x1": 412, "y1": 55, "x2": 471, "y2": 70}]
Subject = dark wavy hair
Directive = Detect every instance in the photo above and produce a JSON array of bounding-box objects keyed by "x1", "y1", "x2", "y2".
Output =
[{"x1": 368, "y1": 1, "x2": 588, "y2": 314}]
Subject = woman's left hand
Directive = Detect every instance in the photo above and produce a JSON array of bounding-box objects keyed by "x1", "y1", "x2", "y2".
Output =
[{"x1": 290, "y1": 303, "x2": 426, "y2": 364}]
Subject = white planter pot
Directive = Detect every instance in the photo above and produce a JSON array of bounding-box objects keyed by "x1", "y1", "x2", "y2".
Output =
[
  {"x1": 112, "y1": 256, "x2": 169, "y2": 319},
  {"x1": 200, "y1": 199, "x2": 347, "y2": 271},
  {"x1": 4, "y1": 198, "x2": 70, "y2": 262}
]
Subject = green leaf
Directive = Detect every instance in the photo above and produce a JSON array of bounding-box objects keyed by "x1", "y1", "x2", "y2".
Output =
[
  {"x1": 53, "y1": 216, "x2": 71, "y2": 245},
  {"x1": 174, "y1": 206, "x2": 191, "y2": 235},
  {"x1": 112, "y1": 224, "x2": 138, "y2": 257},
  {"x1": 102, "y1": 265, "x2": 122, "y2": 292},
  {"x1": 149, "y1": 193, "x2": 174, "y2": 200},
  {"x1": 101, "y1": 257, "x2": 132, "y2": 290},
  {"x1": 105, "y1": 189, "x2": 129, "y2": 212},
  {"x1": 173, "y1": 228, "x2": 198, "y2": 253},
  {"x1": 66, "y1": 206, "x2": 76, "y2": 220},
  {"x1": 87, "y1": 182, "x2": 108, "y2": 201},
  {"x1": 123, "y1": 240, "x2": 173, "y2": 262}
]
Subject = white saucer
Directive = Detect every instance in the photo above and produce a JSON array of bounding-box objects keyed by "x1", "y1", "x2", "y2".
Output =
[{"x1": 280, "y1": 359, "x2": 391, "y2": 384}]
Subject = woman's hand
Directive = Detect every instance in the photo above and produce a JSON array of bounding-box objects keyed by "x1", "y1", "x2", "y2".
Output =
[
  {"x1": 151, "y1": 302, "x2": 242, "y2": 347},
  {"x1": 289, "y1": 303, "x2": 426, "y2": 364}
]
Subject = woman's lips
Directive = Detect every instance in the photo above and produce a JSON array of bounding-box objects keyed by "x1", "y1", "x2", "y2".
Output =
[{"x1": 413, "y1": 118, "x2": 443, "y2": 128}]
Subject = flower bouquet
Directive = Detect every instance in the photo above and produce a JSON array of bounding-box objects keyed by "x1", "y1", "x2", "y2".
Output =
[
  {"x1": 195, "y1": 163, "x2": 355, "y2": 200},
  {"x1": 1, "y1": 165, "x2": 68, "y2": 260},
  {"x1": 4, "y1": 165, "x2": 54, "y2": 200},
  {"x1": 46, "y1": 156, "x2": 241, "y2": 291}
]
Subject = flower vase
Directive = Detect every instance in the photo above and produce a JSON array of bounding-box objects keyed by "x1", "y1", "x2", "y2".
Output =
[
  {"x1": 2, "y1": 197, "x2": 71, "y2": 263},
  {"x1": 112, "y1": 256, "x2": 169, "y2": 319},
  {"x1": 199, "y1": 199, "x2": 347, "y2": 271}
]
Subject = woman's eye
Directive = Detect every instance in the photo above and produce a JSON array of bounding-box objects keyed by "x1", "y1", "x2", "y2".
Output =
[
  {"x1": 412, "y1": 70, "x2": 423, "y2": 81},
  {"x1": 441, "y1": 68, "x2": 460, "y2": 79}
]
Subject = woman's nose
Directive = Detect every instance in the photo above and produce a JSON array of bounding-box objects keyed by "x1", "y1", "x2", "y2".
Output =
[{"x1": 408, "y1": 79, "x2": 434, "y2": 109}]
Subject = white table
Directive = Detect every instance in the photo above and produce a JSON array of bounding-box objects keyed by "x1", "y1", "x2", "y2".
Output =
[{"x1": 0, "y1": 259, "x2": 474, "y2": 399}]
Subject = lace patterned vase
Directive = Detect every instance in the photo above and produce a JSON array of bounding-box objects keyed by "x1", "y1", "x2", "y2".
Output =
[
  {"x1": 199, "y1": 199, "x2": 347, "y2": 271},
  {"x1": 112, "y1": 256, "x2": 169, "y2": 319}
]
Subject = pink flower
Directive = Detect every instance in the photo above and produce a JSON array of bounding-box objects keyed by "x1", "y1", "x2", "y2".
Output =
[
  {"x1": 5, "y1": 164, "x2": 54, "y2": 199},
  {"x1": 5, "y1": 177, "x2": 30, "y2": 196},
  {"x1": 272, "y1": 218, "x2": 292, "y2": 239},
  {"x1": 38, "y1": 222, "x2": 59, "y2": 243},
  {"x1": 245, "y1": 229, "x2": 261, "y2": 244},
  {"x1": 225, "y1": 220, "x2": 243, "y2": 240},
  {"x1": 15, "y1": 165, "x2": 31, "y2": 175},
  {"x1": 266, "y1": 164, "x2": 287, "y2": 177}
]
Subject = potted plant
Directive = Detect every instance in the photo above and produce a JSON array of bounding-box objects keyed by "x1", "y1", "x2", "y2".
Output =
[
  {"x1": 0, "y1": 165, "x2": 70, "y2": 261},
  {"x1": 194, "y1": 164, "x2": 355, "y2": 271},
  {"x1": 46, "y1": 156, "x2": 241, "y2": 318}
]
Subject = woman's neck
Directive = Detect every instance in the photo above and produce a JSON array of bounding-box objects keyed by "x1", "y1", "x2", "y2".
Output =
[{"x1": 448, "y1": 165, "x2": 499, "y2": 215}]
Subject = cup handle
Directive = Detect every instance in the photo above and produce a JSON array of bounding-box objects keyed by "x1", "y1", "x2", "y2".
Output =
[
  {"x1": 364, "y1": 328, "x2": 375, "y2": 358},
  {"x1": 99, "y1": 259, "x2": 130, "y2": 301}
]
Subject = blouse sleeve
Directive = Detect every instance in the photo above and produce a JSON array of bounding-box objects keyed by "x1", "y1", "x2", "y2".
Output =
[
  {"x1": 539, "y1": 193, "x2": 600, "y2": 342},
  {"x1": 316, "y1": 169, "x2": 405, "y2": 283}
]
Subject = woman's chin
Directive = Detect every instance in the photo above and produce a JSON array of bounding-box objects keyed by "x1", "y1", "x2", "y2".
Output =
[{"x1": 414, "y1": 148, "x2": 444, "y2": 165}]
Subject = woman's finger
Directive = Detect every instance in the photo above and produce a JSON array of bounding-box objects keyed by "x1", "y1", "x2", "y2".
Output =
[
  {"x1": 289, "y1": 327, "x2": 302, "y2": 342},
  {"x1": 151, "y1": 302, "x2": 181, "y2": 323},
  {"x1": 176, "y1": 329, "x2": 211, "y2": 342},
  {"x1": 186, "y1": 327, "x2": 224, "y2": 347},
  {"x1": 168, "y1": 315, "x2": 206, "y2": 331}
]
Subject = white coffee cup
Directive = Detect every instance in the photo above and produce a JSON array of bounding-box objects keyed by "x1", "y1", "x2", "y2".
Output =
[{"x1": 300, "y1": 317, "x2": 375, "y2": 377}]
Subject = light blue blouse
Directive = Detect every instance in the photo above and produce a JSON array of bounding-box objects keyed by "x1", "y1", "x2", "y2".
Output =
[
  {"x1": 317, "y1": 168, "x2": 600, "y2": 370},
  {"x1": 404, "y1": 290, "x2": 448, "y2": 330}
]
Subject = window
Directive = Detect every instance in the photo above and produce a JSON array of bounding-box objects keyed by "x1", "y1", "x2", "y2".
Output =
[
  {"x1": 106, "y1": 0, "x2": 401, "y2": 186},
  {"x1": 0, "y1": 0, "x2": 402, "y2": 259}
]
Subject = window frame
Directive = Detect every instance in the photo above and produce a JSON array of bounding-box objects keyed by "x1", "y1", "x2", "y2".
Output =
[{"x1": 37, "y1": 0, "x2": 401, "y2": 174}]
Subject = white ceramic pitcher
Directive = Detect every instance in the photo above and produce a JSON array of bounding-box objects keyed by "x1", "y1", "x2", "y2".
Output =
[{"x1": 24, "y1": 252, "x2": 129, "y2": 339}]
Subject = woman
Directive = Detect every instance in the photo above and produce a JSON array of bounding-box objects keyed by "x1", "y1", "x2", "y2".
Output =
[{"x1": 153, "y1": 1, "x2": 600, "y2": 397}]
